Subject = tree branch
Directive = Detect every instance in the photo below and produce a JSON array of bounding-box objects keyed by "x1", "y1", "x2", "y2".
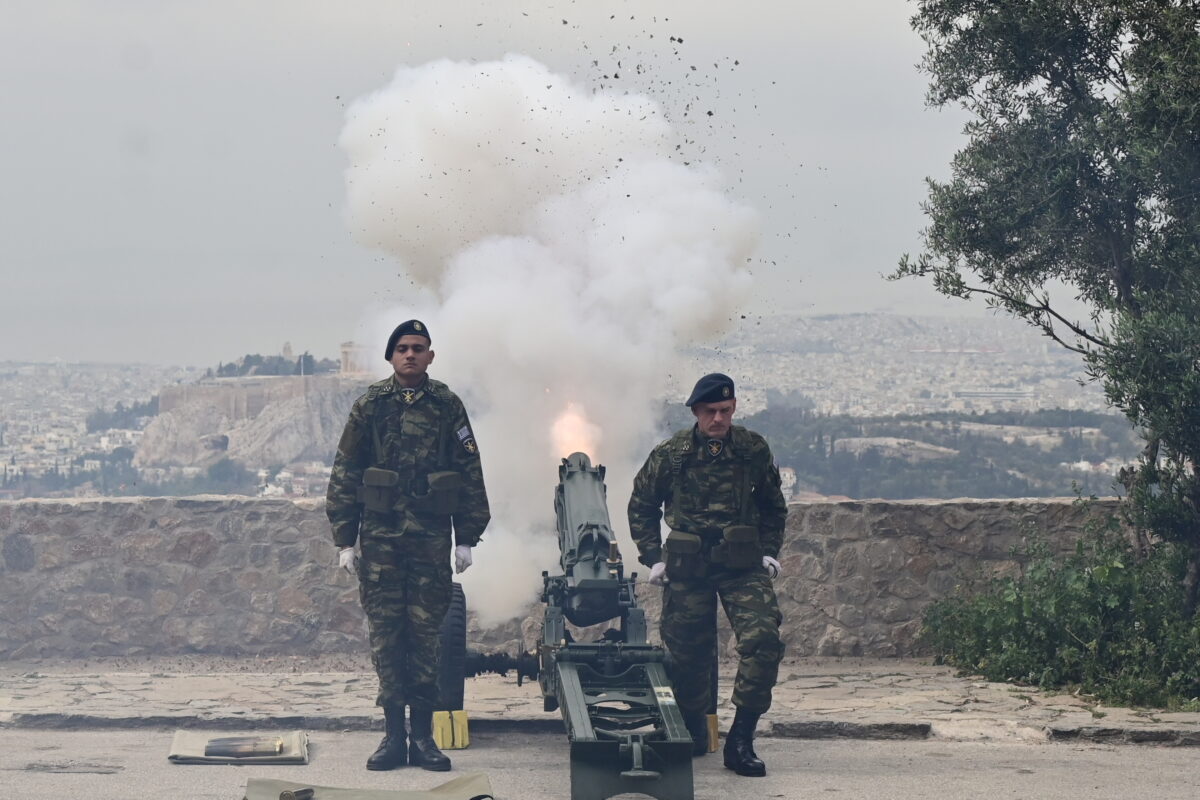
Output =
[{"x1": 957, "y1": 283, "x2": 1112, "y2": 351}]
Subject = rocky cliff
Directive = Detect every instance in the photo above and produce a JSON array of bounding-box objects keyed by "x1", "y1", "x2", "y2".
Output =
[{"x1": 135, "y1": 376, "x2": 369, "y2": 469}]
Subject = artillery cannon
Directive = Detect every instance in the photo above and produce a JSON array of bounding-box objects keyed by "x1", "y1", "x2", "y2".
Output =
[
  {"x1": 456, "y1": 452, "x2": 693, "y2": 800},
  {"x1": 540, "y1": 451, "x2": 693, "y2": 800}
]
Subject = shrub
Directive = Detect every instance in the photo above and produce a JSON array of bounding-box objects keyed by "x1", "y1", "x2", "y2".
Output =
[{"x1": 922, "y1": 514, "x2": 1200, "y2": 708}]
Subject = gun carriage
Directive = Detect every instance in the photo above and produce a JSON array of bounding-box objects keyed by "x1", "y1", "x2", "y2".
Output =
[{"x1": 456, "y1": 452, "x2": 694, "y2": 800}]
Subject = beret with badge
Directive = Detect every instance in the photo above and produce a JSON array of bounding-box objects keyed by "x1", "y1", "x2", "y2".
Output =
[
  {"x1": 685, "y1": 372, "x2": 736, "y2": 407},
  {"x1": 384, "y1": 319, "x2": 432, "y2": 360}
]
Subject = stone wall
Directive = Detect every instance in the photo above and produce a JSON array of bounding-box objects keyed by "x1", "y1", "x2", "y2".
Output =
[
  {"x1": 0, "y1": 496, "x2": 1118, "y2": 660},
  {"x1": 0, "y1": 497, "x2": 353, "y2": 659},
  {"x1": 158, "y1": 376, "x2": 318, "y2": 418},
  {"x1": 771, "y1": 499, "x2": 1115, "y2": 657}
]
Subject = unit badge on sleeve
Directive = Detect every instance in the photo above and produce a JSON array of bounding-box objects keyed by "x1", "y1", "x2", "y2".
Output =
[{"x1": 457, "y1": 425, "x2": 478, "y2": 454}]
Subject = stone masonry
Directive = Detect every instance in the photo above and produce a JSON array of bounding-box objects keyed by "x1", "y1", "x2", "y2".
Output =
[{"x1": 0, "y1": 496, "x2": 1118, "y2": 660}]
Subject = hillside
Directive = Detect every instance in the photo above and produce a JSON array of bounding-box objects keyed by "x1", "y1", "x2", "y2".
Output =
[
  {"x1": 742, "y1": 407, "x2": 1142, "y2": 500},
  {"x1": 135, "y1": 376, "x2": 368, "y2": 469}
]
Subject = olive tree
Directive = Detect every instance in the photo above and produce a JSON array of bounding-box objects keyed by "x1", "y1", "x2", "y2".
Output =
[{"x1": 896, "y1": 0, "x2": 1200, "y2": 607}]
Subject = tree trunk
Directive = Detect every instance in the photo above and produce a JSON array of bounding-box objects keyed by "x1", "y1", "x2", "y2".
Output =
[
  {"x1": 1184, "y1": 469, "x2": 1200, "y2": 617},
  {"x1": 1119, "y1": 437, "x2": 1161, "y2": 559},
  {"x1": 1184, "y1": 544, "x2": 1200, "y2": 618}
]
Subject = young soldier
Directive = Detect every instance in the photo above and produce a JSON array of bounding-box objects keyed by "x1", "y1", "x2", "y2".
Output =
[
  {"x1": 627, "y1": 373, "x2": 785, "y2": 777},
  {"x1": 326, "y1": 320, "x2": 490, "y2": 772}
]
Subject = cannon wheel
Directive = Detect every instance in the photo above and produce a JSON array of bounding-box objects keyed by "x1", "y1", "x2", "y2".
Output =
[{"x1": 437, "y1": 581, "x2": 467, "y2": 711}]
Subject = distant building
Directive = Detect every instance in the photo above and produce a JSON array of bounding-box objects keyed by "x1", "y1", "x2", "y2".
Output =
[
  {"x1": 779, "y1": 467, "x2": 797, "y2": 500},
  {"x1": 952, "y1": 389, "x2": 1035, "y2": 400},
  {"x1": 140, "y1": 467, "x2": 168, "y2": 484},
  {"x1": 340, "y1": 341, "x2": 370, "y2": 375},
  {"x1": 158, "y1": 376, "x2": 311, "y2": 419}
]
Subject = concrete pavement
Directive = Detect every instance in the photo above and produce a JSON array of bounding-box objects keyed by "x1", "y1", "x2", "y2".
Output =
[
  {"x1": 7, "y1": 730, "x2": 1200, "y2": 800},
  {"x1": 0, "y1": 730, "x2": 780, "y2": 800},
  {"x1": 3, "y1": 656, "x2": 1200, "y2": 745}
]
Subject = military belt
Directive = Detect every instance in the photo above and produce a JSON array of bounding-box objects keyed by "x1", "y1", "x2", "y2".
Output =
[
  {"x1": 667, "y1": 525, "x2": 761, "y2": 572},
  {"x1": 357, "y1": 467, "x2": 461, "y2": 516}
]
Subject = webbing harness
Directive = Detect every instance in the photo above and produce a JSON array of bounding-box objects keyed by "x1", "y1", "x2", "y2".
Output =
[
  {"x1": 667, "y1": 428, "x2": 755, "y2": 528},
  {"x1": 363, "y1": 381, "x2": 452, "y2": 496}
]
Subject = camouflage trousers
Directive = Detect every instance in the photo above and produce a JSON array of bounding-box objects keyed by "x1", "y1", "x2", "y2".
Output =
[
  {"x1": 661, "y1": 565, "x2": 784, "y2": 715},
  {"x1": 357, "y1": 532, "x2": 452, "y2": 709}
]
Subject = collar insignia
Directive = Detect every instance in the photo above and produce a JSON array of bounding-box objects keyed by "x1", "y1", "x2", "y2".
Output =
[
  {"x1": 707, "y1": 439, "x2": 724, "y2": 457},
  {"x1": 400, "y1": 388, "x2": 417, "y2": 405},
  {"x1": 463, "y1": 438, "x2": 478, "y2": 454}
]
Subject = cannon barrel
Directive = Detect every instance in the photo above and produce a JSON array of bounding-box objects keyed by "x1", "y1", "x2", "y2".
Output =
[{"x1": 554, "y1": 452, "x2": 625, "y2": 627}]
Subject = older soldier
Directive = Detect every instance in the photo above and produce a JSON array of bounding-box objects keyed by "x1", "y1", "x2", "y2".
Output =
[
  {"x1": 628, "y1": 373, "x2": 785, "y2": 777},
  {"x1": 327, "y1": 319, "x2": 490, "y2": 772}
]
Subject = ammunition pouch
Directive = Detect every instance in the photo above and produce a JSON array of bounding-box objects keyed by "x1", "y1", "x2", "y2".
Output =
[
  {"x1": 357, "y1": 467, "x2": 402, "y2": 513},
  {"x1": 410, "y1": 470, "x2": 463, "y2": 516},
  {"x1": 710, "y1": 525, "x2": 762, "y2": 570},
  {"x1": 663, "y1": 530, "x2": 704, "y2": 580}
]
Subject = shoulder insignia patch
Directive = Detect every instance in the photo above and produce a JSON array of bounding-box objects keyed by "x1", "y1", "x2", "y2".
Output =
[
  {"x1": 423, "y1": 379, "x2": 451, "y2": 401},
  {"x1": 366, "y1": 378, "x2": 394, "y2": 400}
]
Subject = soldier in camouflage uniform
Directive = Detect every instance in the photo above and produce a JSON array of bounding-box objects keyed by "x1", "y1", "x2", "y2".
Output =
[
  {"x1": 628, "y1": 372, "x2": 785, "y2": 777},
  {"x1": 327, "y1": 319, "x2": 490, "y2": 773}
]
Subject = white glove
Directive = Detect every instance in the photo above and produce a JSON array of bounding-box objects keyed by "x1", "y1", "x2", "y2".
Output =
[
  {"x1": 454, "y1": 545, "x2": 473, "y2": 574},
  {"x1": 763, "y1": 555, "x2": 781, "y2": 580},
  {"x1": 338, "y1": 547, "x2": 359, "y2": 575},
  {"x1": 648, "y1": 561, "x2": 668, "y2": 586}
]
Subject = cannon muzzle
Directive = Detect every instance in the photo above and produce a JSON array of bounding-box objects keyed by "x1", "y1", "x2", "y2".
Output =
[{"x1": 554, "y1": 451, "x2": 627, "y2": 627}]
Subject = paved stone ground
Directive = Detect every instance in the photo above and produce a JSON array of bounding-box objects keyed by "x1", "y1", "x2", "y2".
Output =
[{"x1": 3, "y1": 656, "x2": 1199, "y2": 745}]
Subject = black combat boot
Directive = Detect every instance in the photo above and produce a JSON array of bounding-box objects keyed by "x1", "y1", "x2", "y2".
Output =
[
  {"x1": 408, "y1": 705, "x2": 451, "y2": 771},
  {"x1": 366, "y1": 704, "x2": 407, "y2": 770},
  {"x1": 723, "y1": 708, "x2": 766, "y2": 777},
  {"x1": 682, "y1": 710, "x2": 709, "y2": 757}
]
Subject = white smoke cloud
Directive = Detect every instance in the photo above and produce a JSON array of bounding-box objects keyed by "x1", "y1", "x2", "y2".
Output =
[{"x1": 340, "y1": 55, "x2": 758, "y2": 627}]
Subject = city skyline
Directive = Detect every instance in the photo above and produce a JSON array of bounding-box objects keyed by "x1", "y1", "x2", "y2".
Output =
[{"x1": 1, "y1": 312, "x2": 1115, "y2": 495}]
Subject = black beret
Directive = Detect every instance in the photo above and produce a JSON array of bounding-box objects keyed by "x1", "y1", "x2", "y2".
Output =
[
  {"x1": 685, "y1": 373, "x2": 735, "y2": 407},
  {"x1": 384, "y1": 319, "x2": 431, "y2": 360}
]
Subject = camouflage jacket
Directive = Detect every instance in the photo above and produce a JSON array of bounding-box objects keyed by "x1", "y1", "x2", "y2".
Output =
[
  {"x1": 627, "y1": 424, "x2": 786, "y2": 567},
  {"x1": 326, "y1": 374, "x2": 490, "y2": 549}
]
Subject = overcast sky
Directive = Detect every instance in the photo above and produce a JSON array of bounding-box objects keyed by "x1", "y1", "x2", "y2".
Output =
[{"x1": 0, "y1": 0, "x2": 977, "y2": 366}]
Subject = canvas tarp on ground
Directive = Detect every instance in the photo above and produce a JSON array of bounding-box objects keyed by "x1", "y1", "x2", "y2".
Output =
[
  {"x1": 167, "y1": 731, "x2": 309, "y2": 765},
  {"x1": 243, "y1": 773, "x2": 494, "y2": 800}
]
